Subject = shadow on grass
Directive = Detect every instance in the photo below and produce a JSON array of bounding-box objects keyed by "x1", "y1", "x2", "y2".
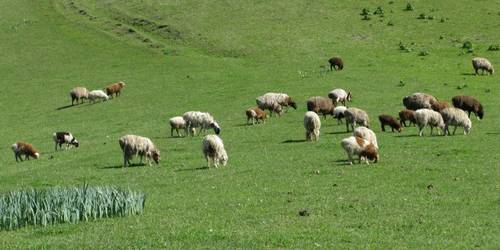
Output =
[
  {"x1": 461, "y1": 73, "x2": 476, "y2": 76},
  {"x1": 174, "y1": 166, "x2": 209, "y2": 172},
  {"x1": 486, "y1": 132, "x2": 500, "y2": 135},
  {"x1": 100, "y1": 163, "x2": 146, "y2": 169},
  {"x1": 326, "y1": 131, "x2": 349, "y2": 135},
  {"x1": 281, "y1": 139, "x2": 307, "y2": 143},
  {"x1": 395, "y1": 134, "x2": 420, "y2": 138},
  {"x1": 55, "y1": 104, "x2": 75, "y2": 111}
]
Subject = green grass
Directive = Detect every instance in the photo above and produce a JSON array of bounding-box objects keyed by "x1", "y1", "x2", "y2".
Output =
[{"x1": 0, "y1": 0, "x2": 499, "y2": 248}]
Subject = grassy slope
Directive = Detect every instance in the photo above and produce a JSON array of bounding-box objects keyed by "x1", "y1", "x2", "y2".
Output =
[{"x1": 0, "y1": 0, "x2": 499, "y2": 248}]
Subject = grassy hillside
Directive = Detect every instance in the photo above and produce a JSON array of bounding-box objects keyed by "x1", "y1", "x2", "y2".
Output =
[{"x1": 0, "y1": 0, "x2": 498, "y2": 248}]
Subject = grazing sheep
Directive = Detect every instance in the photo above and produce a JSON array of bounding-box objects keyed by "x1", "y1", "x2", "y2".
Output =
[
  {"x1": 340, "y1": 136, "x2": 379, "y2": 165},
  {"x1": 399, "y1": 109, "x2": 417, "y2": 127},
  {"x1": 344, "y1": 107, "x2": 369, "y2": 132},
  {"x1": 306, "y1": 96, "x2": 334, "y2": 119},
  {"x1": 105, "y1": 81, "x2": 126, "y2": 98},
  {"x1": 333, "y1": 106, "x2": 347, "y2": 124},
  {"x1": 415, "y1": 109, "x2": 445, "y2": 136},
  {"x1": 402, "y1": 93, "x2": 438, "y2": 110},
  {"x1": 11, "y1": 141, "x2": 40, "y2": 162},
  {"x1": 431, "y1": 101, "x2": 450, "y2": 112},
  {"x1": 256, "y1": 92, "x2": 297, "y2": 116},
  {"x1": 183, "y1": 111, "x2": 221, "y2": 136},
  {"x1": 353, "y1": 126, "x2": 378, "y2": 149},
  {"x1": 328, "y1": 57, "x2": 344, "y2": 71},
  {"x1": 88, "y1": 90, "x2": 109, "y2": 103},
  {"x1": 452, "y1": 95, "x2": 484, "y2": 120},
  {"x1": 440, "y1": 107, "x2": 472, "y2": 135},
  {"x1": 304, "y1": 111, "x2": 321, "y2": 141},
  {"x1": 246, "y1": 107, "x2": 267, "y2": 125},
  {"x1": 328, "y1": 89, "x2": 352, "y2": 106},
  {"x1": 378, "y1": 114, "x2": 402, "y2": 133},
  {"x1": 53, "y1": 132, "x2": 79, "y2": 151},
  {"x1": 119, "y1": 135, "x2": 160, "y2": 167},
  {"x1": 472, "y1": 57, "x2": 494, "y2": 75},
  {"x1": 169, "y1": 116, "x2": 187, "y2": 137},
  {"x1": 202, "y1": 134, "x2": 228, "y2": 168},
  {"x1": 70, "y1": 87, "x2": 89, "y2": 105}
]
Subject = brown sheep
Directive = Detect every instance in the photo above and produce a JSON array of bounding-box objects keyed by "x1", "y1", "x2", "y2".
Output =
[
  {"x1": 306, "y1": 96, "x2": 334, "y2": 119},
  {"x1": 378, "y1": 114, "x2": 402, "y2": 132},
  {"x1": 402, "y1": 93, "x2": 438, "y2": 110},
  {"x1": 452, "y1": 95, "x2": 484, "y2": 120},
  {"x1": 11, "y1": 141, "x2": 40, "y2": 162},
  {"x1": 398, "y1": 109, "x2": 416, "y2": 127},
  {"x1": 328, "y1": 57, "x2": 344, "y2": 71},
  {"x1": 246, "y1": 107, "x2": 267, "y2": 125},
  {"x1": 105, "y1": 81, "x2": 126, "y2": 98},
  {"x1": 431, "y1": 101, "x2": 450, "y2": 112}
]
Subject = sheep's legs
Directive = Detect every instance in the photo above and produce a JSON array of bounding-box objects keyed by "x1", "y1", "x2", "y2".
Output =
[
  {"x1": 171, "y1": 128, "x2": 174, "y2": 137},
  {"x1": 418, "y1": 125, "x2": 425, "y2": 136},
  {"x1": 453, "y1": 126, "x2": 458, "y2": 135},
  {"x1": 381, "y1": 125, "x2": 385, "y2": 132}
]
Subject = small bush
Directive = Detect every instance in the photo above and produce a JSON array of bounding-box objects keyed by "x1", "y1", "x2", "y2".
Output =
[
  {"x1": 0, "y1": 184, "x2": 145, "y2": 230},
  {"x1": 405, "y1": 3, "x2": 414, "y2": 11},
  {"x1": 462, "y1": 41, "x2": 474, "y2": 53},
  {"x1": 456, "y1": 83, "x2": 468, "y2": 90},
  {"x1": 373, "y1": 6, "x2": 384, "y2": 16},
  {"x1": 399, "y1": 42, "x2": 412, "y2": 52},
  {"x1": 419, "y1": 50, "x2": 429, "y2": 56},
  {"x1": 488, "y1": 44, "x2": 500, "y2": 51},
  {"x1": 387, "y1": 20, "x2": 394, "y2": 26},
  {"x1": 360, "y1": 8, "x2": 372, "y2": 20},
  {"x1": 417, "y1": 13, "x2": 427, "y2": 19}
]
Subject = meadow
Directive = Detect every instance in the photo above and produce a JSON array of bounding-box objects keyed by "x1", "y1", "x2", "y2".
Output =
[{"x1": 0, "y1": 0, "x2": 499, "y2": 248}]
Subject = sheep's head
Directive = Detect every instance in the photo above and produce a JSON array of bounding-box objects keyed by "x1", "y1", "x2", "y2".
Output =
[
  {"x1": 211, "y1": 122, "x2": 221, "y2": 135},
  {"x1": 347, "y1": 92, "x2": 352, "y2": 102},
  {"x1": 151, "y1": 149, "x2": 160, "y2": 164},
  {"x1": 394, "y1": 123, "x2": 402, "y2": 132},
  {"x1": 488, "y1": 67, "x2": 494, "y2": 75},
  {"x1": 288, "y1": 98, "x2": 297, "y2": 109},
  {"x1": 477, "y1": 105, "x2": 484, "y2": 120},
  {"x1": 221, "y1": 152, "x2": 228, "y2": 166},
  {"x1": 362, "y1": 144, "x2": 378, "y2": 163},
  {"x1": 71, "y1": 139, "x2": 79, "y2": 148},
  {"x1": 119, "y1": 81, "x2": 126, "y2": 87},
  {"x1": 34, "y1": 152, "x2": 40, "y2": 159}
]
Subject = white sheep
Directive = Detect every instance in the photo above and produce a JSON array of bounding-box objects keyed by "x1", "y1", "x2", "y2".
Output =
[
  {"x1": 440, "y1": 107, "x2": 472, "y2": 135},
  {"x1": 415, "y1": 109, "x2": 445, "y2": 136},
  {"x1": 182, "y1": 111, "x2": 220, "y2": 136},
  {"x1": 340, "y1": 136, "x2": 379, "y2": 165},
  {"x1": 256, "y1": 92, "x2": 297, "y2": 116},
  {"x1": 169, "y1": 116, "x2": 187, "y2": 137},
  {"x1": 88, "y1": 90, "x2": 109, "y2": 103},
  {"x1": 344, "y1": 107, "x2": 370, "y2": 132},
  {"x1": 119, "y1": 135, "x2": 160, "y2": 167},
  {"x1": 472, "y1": 57, "x2": 494, "y2": 75},
  {"x1": 333, "y1": 106, "x2": 347, "y2": 124},
  {"x1": 304, "y1": 111, "x2": 321, "y2": 141},
  {"x1": 328, "y1": 88, "x2": 352, "y2": 106},
  {"x1": 70, "y1": 87, "x2": 89, "y2": 105},
  {"x1": 202, "y1": 134, "x2": 228, "y2": 168},
  {"x1": 353, "y1": 126, "x2": 378, "y2": 149}
]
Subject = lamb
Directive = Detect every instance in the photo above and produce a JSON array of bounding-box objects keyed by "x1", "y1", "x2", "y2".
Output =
[
  {"x1": 169, "y1": 116, "x2": 187, "y2": 137},
  {"x1": 431, "y1": 101, "x2": 450, "y2": 112},
  {"x1": 105, "y1": 81, "x2": 126, "y2": 98},
  {"x1": 402, "y1": 92, "x2": 438, "y2": 110},
  {"x1": 304, "y1": 111, "x2": 321, "y2": 141},
  {"x1": 11, "y1": 141, "x2": 40, "y2": 162},
  {"x1": 246, "y1": 107, "x2": 267, "y2": 125},
  {"x1": 256, "y1": 92, "x2": 297, "y2": 116},
  {"x1": 328, "y1": 57, "x2": 344, "y2": 71},
  {"x1": 472, "y1": 57, "x2": 494, "y2": 75},
  {"x1": 451, "y1": 95, "x2": 484, "y2": 120},
  {"x1": 328, "y1": 89, "x2": 352, "y2": 106},
  {"x1": 399, "y1": 109, "x2": 417, "y2": 127},
  {"x1": 344, "y1": 107, "x2": 369, "y2": 132},
  {"x1": 119, "y1": 135, "x2": 160, "y2": 167},
  {"x1": 306, "y1": 96, "x2": 334, "y2": 119},
  {"x1": 70, "y1": 87, "x2": 89, "y2": 105},
  {"x1": 440, "y1": 107, "x2": 472, "y2": 135},
  {"x1": 333, "y1": 106, "x2": 347, "y2": 124},
  {"x1": 415, "y1": 109, "x2": 445, "y2": 136},
  {"x1": 378, "y1": 114, "x2": 402, "y2": 132},
  {"x1": 88, "y1": 90, "x2": 109, "y2": 103},
  {"x1": 202, "y1": 134, "x2": 228, "y2": 168},
  {"x1": 183, "y1": 111, "x2": 221, "y2": 136},
  {"x1": 353, "y1": 126, "x2": 378, "y2": 149},
  {"x1": 340, "y1": 136, "x2": 379, "y2": 165},
  {"x1": 53, "y1": 132, "x2": 79, "y2": 151}
]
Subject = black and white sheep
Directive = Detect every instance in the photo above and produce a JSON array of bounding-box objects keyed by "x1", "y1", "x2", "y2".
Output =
[
  {"x1": 70, "y1": 87, "x2": 89, "y2": 105},
  {"x1": 344, "y1": 107, "x2": 369, "y2": 132},
  {"x1": 53, "y1": 132, "x2": 79, "y2": 151},
  {"x1": 119, "y1": 135, "x2": 160, "y2": 167},
  {"x1": 304, "y1": 111, "x2": 321, "y2": 141},
  {"x1": 256, "y1": 92, "x2": 297, "y2": 116},
  {"x1": 340, "y1": 136, "x2": 379, "y2": 165},
  {"x1": 333, "y1": 106, "x2": 347, "y2": 124},
  {"x1": 403, "y1": 93, "x2": 438, "y2": 110},
  {"x1": 415, "y1": 109, "x2": 445, "y2": 136},
  {"x1": 202, "y1": 134, "x2": 228, "y2": 168},
  {"x1": 353, "y1": 126, "x2": 378, "y2": 149},
  {"x1": 440, "y1": 107, "x2": 472, "y2": 135},
  {"x1": 472, "y1": 57, "x2": 494, "y2": 75},
  {"x1": 328, "y1": 89, "x2": 352, "y2": 106},
  {"x1": 452, "y1": 95, "x2": 484, "y2": 120},
  {"x1": 183, "y1": 111, "x2": 221, "y2": 136}
]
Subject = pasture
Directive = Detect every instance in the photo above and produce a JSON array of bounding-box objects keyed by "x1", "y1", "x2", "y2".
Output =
[{"x1": 0, "y1": 0, "x2": 499, "y2": 248}]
